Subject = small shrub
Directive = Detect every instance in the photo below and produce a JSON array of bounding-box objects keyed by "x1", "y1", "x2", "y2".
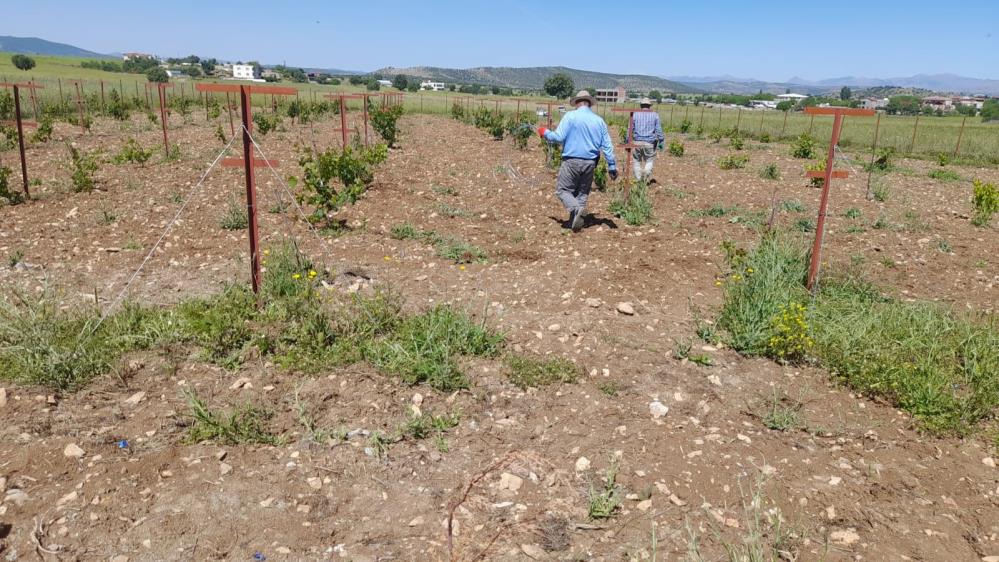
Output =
[
  {"x1": 593, "y1": 158, "x2": 609, "y2": 190},
  {"x1": 112, "y1": 138, "x2": 153, "y2": 166},
  {"x1": 214, "y1": 123, "x2": 226, "y2": 144},
  {"x1": 588, "y1": 458, "x2": 622, "y2": 520},
  {"x1": 219, "y1": 198, "x2": 248, "y2": 230},
  {"x1": 668, "y1": 139, "x2": 684, "y2": 157},
  {"x1": 371, "y1": 105, "x2": 404, "y2": 147},
  {"x1": 762, "y1": 389, "x2": 801, "y2": 431},
  {"x1": 505, "y1": 355, "x2": 579, "y2": 389},
  {"x1": 718, "y1": 154, "x2": 749, "y2": 170},
  {"x1": 252, "y1": 111, "x2": 280, "y2": 135},
  {"x1": 291, "y1": 142, "x2": 388, "y2": 227},
  {"x1": 872, "y1": 177, "x2": 892, "y2": 202},
  {"x1": 759, "y1": 163, "x2": 780, "y2": 180},
  {"x1": 31, "y1": 116, "x2": 53, "y2": 143},
  {"x1": 765, "y1": 302, "x2": 814, "y2": 362},
  {"x1": 390, "y1": 223, "x2": 421, "y2": 240},
  {"x1": 184, "y1": 392, "x2": 279, "y2": 445},
  {"x1": 68, "y1": 145, "x2": 99, "y2": 192},
  {"x1": 432, "y1": 234, "x2": 487, "y2": 263},
  {"x1": 730, "y1": 135, "x2": 744, "y2": 150},
  {"x1": 844, "y1": 207, "x2": 862, "y2": 219},
  {"x1": 805, "y1": 159, "x2": 826, "y2": 187},
  {"x1": 971, "y1": 178, "x2": 999, "y2": 227},
  {"x1": 759, "y1": 132, "x2": 772, "y2": 143},
  {"x1": 709, "y1": 129, "x2": 724, "y2": 143},
  {"x1": 865, "y1": 147, "x2": 894, "y2": 172},
  {"x1": 936, "y1": 152, "x2": 951, "y2": 167},
  {"x1": 679, "y1": 119, "x2": 692, "y2": 133},
  {"x1": 791, "y1": 134, "x2": 815, "y2": 159},
  {"x1": 794, "y1": 218, "x2": 816, "y2": 232},
  {"x1": 928, "y1": 168, "x2": 961, "y2": 181},
  {"x1": 609, "y1": 182, "x2": 654, "y2": 226},
  {"x1": 507, "y1": 115, "x2": 534, "y2": 150},
  {"x1": 0, "y1": 165, "x2": 25, "y2": 205}
]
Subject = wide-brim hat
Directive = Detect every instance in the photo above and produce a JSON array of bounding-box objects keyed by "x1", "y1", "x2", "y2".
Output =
[
  {"x1": 570, "y1": 90, "x2": 595, "y2": 105},
  {"x1": 639, "y1": 97, "x2": 653, "y2": 106}
]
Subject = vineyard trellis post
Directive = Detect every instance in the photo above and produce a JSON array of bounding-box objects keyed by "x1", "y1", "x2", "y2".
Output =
[
  {"x1": 781, "y1": 110, "x2": 789, "y2": 137},
  {"x1": 146, "y1": 82, "x2": 174, "y2": 153},
  {"x1": 735, "y1": 108, "x2": 742, "y2": 135},
  {"x1": 196, "y1": 83, "x2": 297, "y2": 293},
  {"x1": 68, "y1": 80, "x2": 87, "y2": 133},
  {"x1": 908, "y1": 115, "x2": 920, "y2": 154},
  {"x1": 611, "y1": 106, "x2": 656, "y2": 189},
  {"x1": 0, "y1": 82, "x2": 42, "y2": 199},
  {"x1": 699, "y1": 105, "x2": 705, "y2": 130},
  {"x1": 865, "y1": 112, "x2": 882, "y2": 199},
  {"x1": 803, "y1": 106, "x2": 875, "y2": 290},
  {"x1": 954, "y1": 116, "x2": 967, "y2": 158}
]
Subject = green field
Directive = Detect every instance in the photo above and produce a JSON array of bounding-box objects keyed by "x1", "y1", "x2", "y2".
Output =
[{"x1": 3, "y1": 52, "x2": 996, "y2": 166}]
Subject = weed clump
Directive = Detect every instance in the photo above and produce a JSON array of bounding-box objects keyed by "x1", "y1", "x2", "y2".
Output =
[
  {"x1": 505, "y1": 355, "x2": 579, "y2": 389},
  {"x1": 609, "y1": 182, "x2": 654, "y2": 226},
  {"x1": 971, "y1": 178, "x2": 998, "y2": 227},
  {"x1": 718, "y1": 154, "x2": 749, "y2": 170}
]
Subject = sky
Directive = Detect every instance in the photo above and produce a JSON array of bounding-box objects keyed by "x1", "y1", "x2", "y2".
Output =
[{"x1": 4, "y1": 0, "x2": 997, "y2": 81}]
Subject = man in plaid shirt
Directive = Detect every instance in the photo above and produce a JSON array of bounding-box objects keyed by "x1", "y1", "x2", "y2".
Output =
[{"x1": 631, "y1": 98, "x2": 664, "y2": 183}]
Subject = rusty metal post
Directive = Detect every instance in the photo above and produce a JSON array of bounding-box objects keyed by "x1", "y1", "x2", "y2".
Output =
[
  {"x1": 239, "y1": 85, "x2": 262, "y2": 294},
  {"x1": 12, "y1": 85, "x2": 29, "y2": 198},
  {"x1": 100, "y1": 80, "x2": 105, "y2": 112},
  {"x1": 158, "y1": 85, "x2": 169, "y2": 152},
  {"x1": 808, "y1": 114, "x2": 815, "y2": 135},
  {"x1": 757, "y1": 110, "x2": 765, "y2": 136},
  {"x1": 908, "y1": 115, "x2": 919, "y2": 154},
  {"x1": 954, "y1": 116, "x2": 967, "y2": 157},
  {"x1": 668, "y1": 104, "x2": 675, "y2": 129},
  {"x1": 717, "y1": 107, "x2": 722, "y2": 128},
  {"x1": 807, "y1": 113, "x2": 842, "y2": 290},
  {"x1": 865, "y1": 112, "x2": 882, "y2": 199},
  {"x1": 781, "y1": 110, "x2": 789, "y2": 137},
  {"x1": 58, "y1": 78, "x2": 63, "y2": 104},
  {"x1": 73, "y1": 81, "x2": 86, "y2": 133},
  {"x1": 339, "y1": 94, "x2": 349, "y2": 147},
  {"x1": 735, "y1": 108, "x2": 742, "y2": 134},
  {"x1": 699, "y1": 105, "x2": 705, "y2": 129},
  {"x1": 226, "y1": 92, "x2": 235, "y2": 136}
]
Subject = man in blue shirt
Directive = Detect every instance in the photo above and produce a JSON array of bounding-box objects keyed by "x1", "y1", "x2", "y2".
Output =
[
  {"x1": 631, "y1": 98, "x2": 665, "y2": 183},
  {"x1": 537, "y1": 90, "x2": 618, "y2": 232}
]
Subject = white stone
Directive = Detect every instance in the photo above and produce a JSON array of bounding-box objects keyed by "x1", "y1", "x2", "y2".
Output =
[
  {"x1": 521, "y1": 544, "x2": 546, "y2": 559},
  {"x1": 616, "y1": 302, "x2": 635, "y2": 315},
  {"x1": 830, "y1": 528, "x2": 860, "y2": 546},
  {"x1": 408, "y1": 516, "x2": 424, "y2": 527},
  {"x1": 63, "y1": 443, "x2": 85, "y2": 458},
  {"x1": 307, "y1": 477, "x2": 323, "y2": 490},
  {"x1": 649, "y1": 401, "x2": 669, "y2": 419},
  {"x1": 585, "y1": 298, "x2": 601, "y2": 308},
  {"x1": 57, "y1": 491, "x2": 78, "y2": 505},
  {"x1": 229, "y1": 377, "x2": 252, "y2": 390},
  {"x1": 636, "y1": 499, "x2": 652, "y2": 512},
  {"x1": 219, "y1": 463, "x2": 232, "y2": 476},
  {"x1": 123, "y1": 391, "x2": 146, "y2": 405},
  {"x1": 983, "y1": 457, "x2": 996, "y2": 468},
  {"x1": 498, "y1": 473, "x2": 523, "y2": 492},
  {"x1": 575, "y1": 457, "x2": 591, "y2": 472}
]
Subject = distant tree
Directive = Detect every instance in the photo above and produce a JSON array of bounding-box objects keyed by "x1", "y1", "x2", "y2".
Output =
[
  {"x1": 406, "y1": 82, "x2": 419, "y2": 93},
  {"x1": 886, "y1": 95, "x2": 922, "y2": 115},
  {"x1": 200, "y1": 58, "x2": 217, "y2": 74},
  {"x1": 366, "y1": 79, "x2": 381, "y2": 91},
  {"x1": 490, "y1": 85, "x2": 501, "y2": 95},
  {"x1": 840, "y1": 86, "x2": 852, "y2": 100},
  {"x1": 776, "y1": 100, "x2": 794, "y2": 111},
  {"x1": 648, "y1": 89, "x2": 663, "y2": 103},
  {"x1": 185, "y1": 66, "x2": 202, "y2": 78},
  {"x1": 11, "y1": 54, "x2": 36, "y2": 71},
  {"x1": 327, "y1": 77, "x2": 341, "y2": 85},
  {"x1": 955, "y1": 104, "x2": 977, "y2": 117},
  {"x1": 392, "y1": 74, "x2": 408, "y2": 90},
  {"x1": 123, "y1": 56, "x2": 158, "y2": 73},
  {"x1": 981, "y1": 99, "x2": 999, "y2": 122},
  {"x1": 447, "y1": 84, "x2": 456, "y2": 91},
  {"x1": 146, "y1": 67, "x2": 169, "y2": 83},
  {"x1": 785, "y1": 87, "x2": 791, "y2": 94},
  {"x1": 349, "y1": 75, "x2": 365, "y2": 85},
  {"x1": 544, "y1": 73, "x2": 574, "y2": 99}
]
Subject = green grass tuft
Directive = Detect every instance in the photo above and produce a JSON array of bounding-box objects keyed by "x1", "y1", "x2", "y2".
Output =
[
  {"x1": 185, "y1": 391, "x2": 280, "y2": 445},
  {"x1": 505, "y1": 355, "x2": 579, "y2": 389}
]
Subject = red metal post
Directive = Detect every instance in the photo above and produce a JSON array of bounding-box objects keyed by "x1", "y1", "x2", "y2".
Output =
[
  {"x1": 158, "y1": 85, "x2": 169, "y2": 152},
  {"x1": 802, "y1": 106, "x2": 875, "y2": 290},
  {"x1": 339, "y1": 94, "x2": 348, "y2": 147},
  {"x1": 239, "y1": 85, "x2": 262, "y2": 293},
  {"x1": 226, "y1": 92, "x2": 235, "y2": 136},
  {"x1": 72, "y1": 80, "x2": 86, "y2": 133}
]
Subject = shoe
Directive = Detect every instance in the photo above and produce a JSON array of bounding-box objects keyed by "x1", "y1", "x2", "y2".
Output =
[{"x1": 571, "y1": 209, "x2": 585, "y2": 232}]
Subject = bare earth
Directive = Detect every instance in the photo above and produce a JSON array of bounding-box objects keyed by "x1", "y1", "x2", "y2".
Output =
[{"x1": 0, "y1": 111, "x2": 998, "y2": 561}]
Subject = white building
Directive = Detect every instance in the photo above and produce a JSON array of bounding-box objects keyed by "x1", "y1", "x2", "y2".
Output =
[
  {"x1": 232, "y1": 64, "x2": 261, "y2": 80},
  {"x1": 377, "y1": 79, "x2": 393, "y2": 87},
  {"x1": 860, "y1": 97, "x2": 889, "y2": 110},
  {"x1": 777, "y1": 93, "x2": 809, "y2": 101},
  {"x1": 420, "y1": 81, "x2": 446, "y2": 91}
]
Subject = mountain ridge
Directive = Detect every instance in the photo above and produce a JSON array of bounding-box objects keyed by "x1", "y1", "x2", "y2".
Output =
[
  {"x1": 0, "y1": 35, "x2": 114, "y2": 59},
  {"x1": 374, "y1": 65, "x2": 700, "y2": 93}
]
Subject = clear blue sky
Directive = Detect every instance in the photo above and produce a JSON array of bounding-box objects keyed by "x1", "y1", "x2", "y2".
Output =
[{"x1": 5, "y1": 0, "x2": 997, "y2": 80}]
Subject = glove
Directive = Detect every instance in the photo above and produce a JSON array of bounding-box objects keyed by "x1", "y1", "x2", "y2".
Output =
[
  {"x1": 537, "y1": 127, "x2": 548, "y2": 138},
  {"x1": 608, "y1": 168, "x2": 618, "y2": 181},
  {"x1": 657, "y1": 140, "x2": 665, "y2": 152}
]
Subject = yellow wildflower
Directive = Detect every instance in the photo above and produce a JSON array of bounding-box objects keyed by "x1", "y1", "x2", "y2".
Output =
[{"x1": 292, "y1": 273, "x2": 301, "y2": 280}]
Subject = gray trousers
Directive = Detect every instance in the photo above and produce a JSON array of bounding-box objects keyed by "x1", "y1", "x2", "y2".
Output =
[
  {"x1": 632, "y1": 142, "x2": 656, "y2": 181},
  {"x1": 555, "y1": 158, "x2": 596, "y2": 214}
]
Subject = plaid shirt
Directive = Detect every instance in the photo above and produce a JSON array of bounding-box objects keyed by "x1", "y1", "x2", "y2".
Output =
[{"x1": 631, "y1": 110, "x2": 664, "y2": 144}]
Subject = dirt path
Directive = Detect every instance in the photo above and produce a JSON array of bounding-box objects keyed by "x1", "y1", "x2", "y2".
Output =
[{"x1": 0, "y1": 113, "x2": 997, "y2": 561}]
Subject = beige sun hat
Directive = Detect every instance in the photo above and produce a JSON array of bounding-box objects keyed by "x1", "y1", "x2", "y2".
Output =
[
  {"x1": 570, "y1": 90, "x2": 596, "y2": 105},
  {"x1": 639, "y1": 97, "x2": 653, "y2": 106}
]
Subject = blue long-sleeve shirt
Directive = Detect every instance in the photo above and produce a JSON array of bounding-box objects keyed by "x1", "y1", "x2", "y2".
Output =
[
  {"x1": 542, "y1": 107, "x2": 617, "y2": 169},
  {"x1": 631, "y1": 110, "x2": 664, "y2": 144}
]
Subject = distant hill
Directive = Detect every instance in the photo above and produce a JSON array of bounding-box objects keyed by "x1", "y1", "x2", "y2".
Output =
[
  {"x1": 375, "y1": 65, "x2": 700, "y2": 93},
  {"x1": 0, "y1": 35, "x2": 114, "y2": 59},
  {"x1": 671, "y1": 73, "x2": 999, "y2": 96}
]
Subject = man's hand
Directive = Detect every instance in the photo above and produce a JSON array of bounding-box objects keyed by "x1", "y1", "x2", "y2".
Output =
[
  {"x1": 537, "y1": 127, "x2": 548, "y2": 138},
  {"x1": 656, "y1": 140, "x2": 665, "y2": 152},
  {"x1": 609, "y1": 167, "x2": 618, "y2": 181}
]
